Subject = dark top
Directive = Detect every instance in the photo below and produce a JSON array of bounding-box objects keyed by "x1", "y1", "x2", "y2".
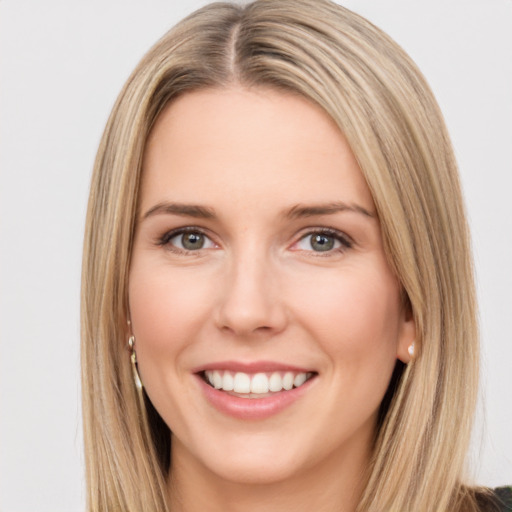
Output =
[
  {"x1": 494, "y1": 486, "x2": 512, "y2": 511},
  {"x1": 478, "y1": 486, "x2": 512, "y2": 511}
]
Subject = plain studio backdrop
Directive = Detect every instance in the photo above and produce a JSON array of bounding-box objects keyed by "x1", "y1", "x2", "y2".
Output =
[{"x1": 0, "y1": 1, "x2": 511, "y2": 511}]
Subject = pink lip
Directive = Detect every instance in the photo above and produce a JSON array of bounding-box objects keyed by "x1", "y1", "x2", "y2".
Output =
[
  {"x1": 193, "y1": 371, "x2": 317, "y2": 421},
  {"x1": 191, "y1": 360, "x2": 313, "y2": 374}
]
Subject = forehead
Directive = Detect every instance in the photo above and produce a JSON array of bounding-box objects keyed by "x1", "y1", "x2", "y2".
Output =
[{"x1": 141, "y1": 87, "x2": 375, "y2": 214}]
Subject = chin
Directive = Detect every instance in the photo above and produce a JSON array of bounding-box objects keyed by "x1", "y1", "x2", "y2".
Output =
[
  {"x1": 203, "y1": 454, "x2": 304, "y2": 486},
  {"x1": 172, "y1": 430, "x2": 312, "y2": 486}
]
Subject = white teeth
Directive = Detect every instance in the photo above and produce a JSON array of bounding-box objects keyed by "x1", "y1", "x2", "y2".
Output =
[
  {"x1": 212, "y1": 370, "x2": 223, "y2": 389},
  {"x1": 233, "y1": 372, "x2": 251, "y2": 393},
  {"x1": 293, "y1": 373, "x2": 307, "y2": 387},
  {"x1": 204, "y1": 370, "x2": 313, "y2": 394},
  {"x1": 282, "y1": 372, "x2": 294, "y2": 390},
  {"x1": 269, "y1": 372, "x2": 282, "y2": 392},
  {"x1": 222, "y1": 372, "x2": 234, "y2": 391},
  {"x1": 250, "y1": 373, "x2": 269, "y2": 394}
]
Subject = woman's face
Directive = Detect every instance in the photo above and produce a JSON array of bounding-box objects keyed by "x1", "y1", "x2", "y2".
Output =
[{"x1": 129, "y1": 87, "x2": 414, "y2": 485}]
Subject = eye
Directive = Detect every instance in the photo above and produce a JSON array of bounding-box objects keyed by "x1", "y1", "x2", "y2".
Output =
[
  {"x1": 294, "y1": 230, "x2": 352, "y2": 253},
  {"x1": 159, "y1": 228, "x2": 216, "y2": 252}
]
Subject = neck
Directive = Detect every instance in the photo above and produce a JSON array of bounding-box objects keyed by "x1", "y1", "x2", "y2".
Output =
[{"x1": 167, "y1": 434, "x2": 371, "y2": 512}]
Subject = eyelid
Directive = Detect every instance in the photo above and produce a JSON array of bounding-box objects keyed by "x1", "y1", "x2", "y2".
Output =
[
  {"x1": 155, "y1": 225, "x2": 353, "y2": 255},
  {"x1": 157, "y1": 226, "x2": 218, "y2": 252},
  {"x1": 291, "y1": 227, "x2": 353, "y2": 253}
]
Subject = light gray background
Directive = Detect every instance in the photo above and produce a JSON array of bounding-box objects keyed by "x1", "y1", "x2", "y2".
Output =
[{"x1": 1, "y1": 1, "x2": 511, "y2": 511}]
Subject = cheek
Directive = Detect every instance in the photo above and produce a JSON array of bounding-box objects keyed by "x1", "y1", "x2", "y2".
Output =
[
  {"x1": 127, "y1": 261, "x2": 221, "y2": 428},
  {"x1": 128, "y1": 262, "x2": 216, "y2": 368},
  {"x1": 289, "y1": 262, "x2": 402, "y2": 364}
]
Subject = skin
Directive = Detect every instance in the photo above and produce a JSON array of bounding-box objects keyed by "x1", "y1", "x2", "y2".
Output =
[{"x1": 129, "y1": 87, "x2": 415, "y2": 512}]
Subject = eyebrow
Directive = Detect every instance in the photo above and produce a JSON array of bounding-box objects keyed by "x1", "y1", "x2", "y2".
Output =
[
  {"x1": 286, "y1": 202, "x2": 375, "y2": 219},
  {"x1": 142, "y1": 202, "x2": 216, "y2": 220},
  {"x1": 141, "y1": 200, "x2": 375, "y2": 222}
]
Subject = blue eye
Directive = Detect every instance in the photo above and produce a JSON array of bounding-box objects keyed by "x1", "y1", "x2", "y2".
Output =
[
  {"x1": 295, "y1": 230, "x2": 351, "y2": 253},
  {"x1": 160, "y1": 229, "x2": 216, "y2": 252}
]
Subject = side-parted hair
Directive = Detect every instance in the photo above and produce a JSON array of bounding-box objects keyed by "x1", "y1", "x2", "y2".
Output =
[{"x1": 81, "y1": 1, "x2": 482, "y2": 510}]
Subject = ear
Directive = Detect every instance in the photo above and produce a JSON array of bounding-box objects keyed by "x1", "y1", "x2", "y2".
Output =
[{"x1": 396, "y1": 299, "x2": 416, "y2": 364}]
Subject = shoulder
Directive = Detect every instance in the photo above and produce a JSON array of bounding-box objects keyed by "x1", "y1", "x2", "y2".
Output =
[
  {"x1": 475, "y1": 486, "x2": 512, "y2": 512},
  {"x1": 493, "y1": 487, "x2": 512, "y2": 511}
]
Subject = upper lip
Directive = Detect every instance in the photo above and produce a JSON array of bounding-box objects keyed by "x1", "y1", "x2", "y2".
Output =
[{"x1": 191, "y1": 360, "x2": 315, "y2": 374}]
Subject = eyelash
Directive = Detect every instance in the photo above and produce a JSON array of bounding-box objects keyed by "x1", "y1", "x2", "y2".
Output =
[
  {"x1": 156, "y1": 226, "x2": 353, "y2": 255},
  {"x1": 294, "y1": 228, "x2": 353, "y2": 256},
  {"x1": 157, "y1": 226, "x2": 215, "y2": 254}
]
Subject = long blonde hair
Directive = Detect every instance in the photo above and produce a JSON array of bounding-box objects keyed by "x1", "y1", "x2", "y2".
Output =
[{"x1": 81, "y1": 1, "x2": 481, "y2": 510}]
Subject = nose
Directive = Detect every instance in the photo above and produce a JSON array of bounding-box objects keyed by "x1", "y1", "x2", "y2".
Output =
[{"x1": 214, "y1": 250, "x2": 288, "y2": 337}]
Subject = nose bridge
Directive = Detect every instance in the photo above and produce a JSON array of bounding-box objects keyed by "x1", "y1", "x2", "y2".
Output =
[{"x1": 215, "y1": 241, "x2": 286, "y2": 336}]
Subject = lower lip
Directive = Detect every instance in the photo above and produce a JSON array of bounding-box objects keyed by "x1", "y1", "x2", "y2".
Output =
[{"x1": 195, "y1": 374, "x2": 316, "y2": 420}]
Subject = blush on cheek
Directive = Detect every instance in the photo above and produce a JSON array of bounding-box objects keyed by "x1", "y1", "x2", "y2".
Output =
[
  {"x1": 295, "y1": 273, "x2": 402, "y2": 374},
  {"x1": 128, "y1": 266, "x2": 215, "y2": 362}
]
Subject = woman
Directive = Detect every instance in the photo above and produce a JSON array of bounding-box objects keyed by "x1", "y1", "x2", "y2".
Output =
[{"x1": 81, "y1": 1, "x2": 511, "y2": 510}]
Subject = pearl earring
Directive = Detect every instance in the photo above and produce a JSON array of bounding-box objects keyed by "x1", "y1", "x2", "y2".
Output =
[
  {"x1": 408, "y1": 342, "x2": 415, "y2": 358},
  {"x1": 128, "y1": 335, "x2": 143, "y2": 391}
]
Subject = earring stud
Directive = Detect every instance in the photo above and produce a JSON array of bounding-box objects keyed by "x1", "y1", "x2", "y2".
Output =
[
  {"x1": 408, "y1": 342, "x2": 415, "y2": 358},
  {"x1": 128, "y1": 335, "x2": 143, "y2": 391}
]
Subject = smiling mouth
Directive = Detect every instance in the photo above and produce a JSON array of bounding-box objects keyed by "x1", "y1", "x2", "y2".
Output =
[{"x1": 201, "y1": 370, "x2": 316, "y2": 398}]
